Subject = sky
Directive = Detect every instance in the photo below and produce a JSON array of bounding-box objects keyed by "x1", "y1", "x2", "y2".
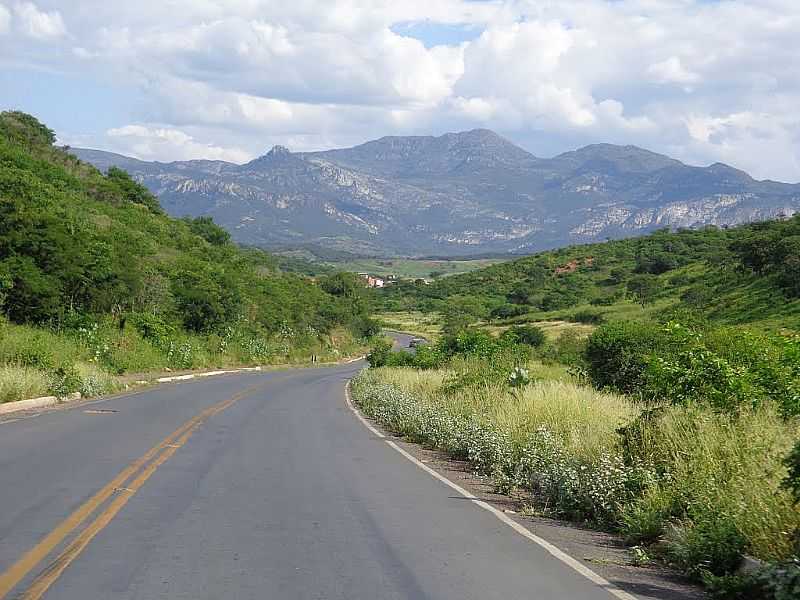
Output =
[{"x1": 0, "y1": 0, "x2": 798, "y2": 182}]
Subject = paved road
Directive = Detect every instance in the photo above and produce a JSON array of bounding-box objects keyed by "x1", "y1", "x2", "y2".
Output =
[{"x1": 0, "y1": 362, "x2": 626, "y2": 600}]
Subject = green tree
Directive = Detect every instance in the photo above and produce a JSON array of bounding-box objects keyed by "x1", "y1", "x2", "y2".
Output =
[
  {"x1": 170, "y1": 262, "x2": 242, "y2": 332},
  {"x1": 0, "y1": 111, "x2": 55, "y2": 146},
  {"x1": 320, "y1": 272, "x2": 364, "y2": 298},
  {"x1": 627, "y1": 274, "x2": 658, "y2": 307},
  {"x1": 504, "y1": 325, "x2": 546, "y2": 348},
  {"x1": 105, "y1": 167, "x2": 163, "y2": 214},
  {"x1": 183, "y1": 216, "x2": 231, "y2": 246}
]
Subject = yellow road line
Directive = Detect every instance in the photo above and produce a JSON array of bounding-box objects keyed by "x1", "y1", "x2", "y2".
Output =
[{"x1": 0, "y1": 382, "x2": 266, "y2": 600}]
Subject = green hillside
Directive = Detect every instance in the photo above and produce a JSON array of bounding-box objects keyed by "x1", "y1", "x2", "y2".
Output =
[
  {"x1": 378, "y1": 221, "x2": 800, "y2": 332},
  {"x1": 0, "y1": 111, "x2": 376, "y2": 402},
  {"x1": 367, "y1": 215, "x2": 800, "y2": 595}
]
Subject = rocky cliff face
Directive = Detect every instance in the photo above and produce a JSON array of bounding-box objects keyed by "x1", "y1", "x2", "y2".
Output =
[{"x1": 73, "y1": 131, "x2": 800, "y2": 256}]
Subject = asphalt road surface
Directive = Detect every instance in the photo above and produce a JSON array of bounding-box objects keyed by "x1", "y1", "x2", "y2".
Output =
[{"x1": 0, "y1": 362, "x2": 633, "y2": 600}]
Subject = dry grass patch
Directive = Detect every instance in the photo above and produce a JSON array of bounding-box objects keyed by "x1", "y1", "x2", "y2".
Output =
[{"x1": 0, "y1": 365, "x2": 49, "y2": 403}]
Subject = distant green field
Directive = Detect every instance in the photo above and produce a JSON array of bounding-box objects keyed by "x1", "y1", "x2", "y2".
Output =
[{"x1": 328, "y1": 258, "x2": 507, "y2": 280}]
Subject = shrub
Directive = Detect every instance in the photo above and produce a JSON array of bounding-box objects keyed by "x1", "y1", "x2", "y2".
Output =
[
  {"x1": 621, "y1": 490, "x2": 673, "y2": 544},
  {"x1": 643, "y1": 324, "x2": 800, "y2": 415},
  {"x1": 543, "y1": 330, "x2": 587, "y2": 367},
  {"x1": 627, "y1": 274, "x2": 659, "y2": 307},
  {"x1": 623, "y1": 403, "x2": 800, "y2": 566},
  {"x1": 589, "y1": 295, "x2": 620, "y2": 306},
  {"x1": 539, "y1": 290, "x2": 580, "y2": 311},
  {"x1": 170, "y1": 263, "x2": 242, "y2": 332},
  {"x1": 665, "y1": 515, "x2": 748, "y2": 578},
  {"x1": 355, "y1": 366, "x2": 800, "y2": 584},
  {"x1": 783, "y1": 440, "x2": 800, "y2": 504},
  {"x1": 702, "y1": 558, "x2": 800, "y2": 600},
  {"x1": 48, "y1": 363, "x2": 83, "y2": 398},
  {"x1": 635, "y1": 252, "x2": 679, "y2": 275},
  {"x1": 571, "y1": 309, "x2": 605, "y2": 325},
  {"x1": 490, "y1": 304, "x2": 528, "y2": 319},
  {"x1": 76, "y1": 362, "x2": 118, "y2": 398},
  {"x1": 501, "y1": 325, "x2": 546, "y2": 348},
  {"x1": 130, "y1": 312, "x2": 176, "y2": 347},
  {"x1": 752, "y1": 558, "x2": 800, "y2": 600},
  {"x1": 585, "y1": 321, "x2": 670, "y2": 395},
  {"x1": 440, "y1": 357, "x2": 517, "y2": 394},
  {"x1": 165, "y1": 339, "x2": 196, "y2": 370}
]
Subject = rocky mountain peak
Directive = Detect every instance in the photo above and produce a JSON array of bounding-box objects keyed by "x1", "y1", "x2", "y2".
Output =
[
  {"x1": 267, "y1": 145, "x2": 292, "y2": 157},
  {"x1": 72, "y1": 132, "x2": 800, "y2": 257},
  {"x1": 555, "y1": 143, "x2": 681, "y2": 174}
]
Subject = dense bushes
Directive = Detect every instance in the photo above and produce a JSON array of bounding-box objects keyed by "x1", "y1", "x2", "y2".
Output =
[
  {"x1": 360, "y1": 310, "x2": 800, "y2": 592},
  {"x1": 732, "y1": 216, "x2": 800, "y2": 298},
  {"x1": 585, "y1": 321, "x2": 668, "y2": 395},
  {"x1": 369, "y1": 327, "x2": 542, "y2": 374},
  {"x1": 501, "y1": 325, "x2": 546, "y2": 347},
  {"x1": 585, "y1": 321, "x2": 800, "y2": 416},
  {"x1": 0, "y1": 312, "x2": 369, "y2": 403},
  {"x1": 376, "y1": 225, "x2": 739, "y2": 321},
  {"x1": 570, "y1": 309, "x2": 605, "y2": 325}
]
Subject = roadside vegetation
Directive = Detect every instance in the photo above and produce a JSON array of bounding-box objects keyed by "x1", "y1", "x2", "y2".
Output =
[
  {"x1": 0, "y1": 111, "x2": 379, "y2": 404},
  {"x1": 361, "y1": 217, "x2": 800, "y2": 597}
]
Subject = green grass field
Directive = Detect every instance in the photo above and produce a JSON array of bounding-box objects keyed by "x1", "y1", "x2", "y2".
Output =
[
  {"x1": 329, "y1": 257, "x2": 507, "y2": 280},
  {"x1": 377, "y1": 311, "x2": 443, "y2": 340}
]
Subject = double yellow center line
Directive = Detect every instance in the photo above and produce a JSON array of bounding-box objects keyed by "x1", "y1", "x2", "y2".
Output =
[{"x1": 0, "y1": 381, "x2": 268, "y2": 600}]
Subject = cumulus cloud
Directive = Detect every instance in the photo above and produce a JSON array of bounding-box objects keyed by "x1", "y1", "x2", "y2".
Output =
[
  {"x1": 2, "y1": 0, "x2": 799, "y2": 181},
  {"x1": 13, "y1": 1, "x2": 66, "y2": 39},
  {"x1": 647, "y1": 57, "x2": 700, "y2": 86},
  {"x1": 107, "y1": 124, "x2": 251, "y2": 163}
]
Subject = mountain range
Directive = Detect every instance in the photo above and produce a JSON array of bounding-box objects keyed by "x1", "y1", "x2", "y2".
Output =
[{"x1": 73, "y1": 129, "x2": 800, "y2": 257}]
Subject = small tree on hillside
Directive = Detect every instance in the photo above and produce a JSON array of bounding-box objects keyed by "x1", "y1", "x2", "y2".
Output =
[{"x1": 627, "y1": 274, "x2": 658, "y2": 308}]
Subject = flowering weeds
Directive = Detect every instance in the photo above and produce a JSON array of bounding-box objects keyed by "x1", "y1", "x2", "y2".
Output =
[
  {"x1": 352, "y1": 366, "x2": 800, "y2": 585},
  {"x1": 352, "y1": 373, "x2": 651, "y2": 524}
]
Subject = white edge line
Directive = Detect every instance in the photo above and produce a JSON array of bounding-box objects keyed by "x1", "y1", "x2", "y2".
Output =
[
  {"x1": 344, "y1": 381, "x2": 385, "y2": 439},
  {"x1": 344, "y1": 380, "x2": 639, "y2": 600}
]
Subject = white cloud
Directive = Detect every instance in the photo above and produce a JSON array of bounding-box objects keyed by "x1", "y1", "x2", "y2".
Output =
[
  {"x1": 2, "y1": 0, "x2": 800, "y2": 181},
  {"x1": 107, "y1": 124, "x2": 252, "y2": 163},
  {"x1": 0, "y1": 4, "x2": 10, "y2": 35},
  {"x1": 13, "y1": 1, "x2": 66, "y2": 39},
  {"x1": 647, "y1": 57, "x2": 700, "y2": 86},
  {"x1": 683, "y1": 109, "x2": 800, "y2": 181}
]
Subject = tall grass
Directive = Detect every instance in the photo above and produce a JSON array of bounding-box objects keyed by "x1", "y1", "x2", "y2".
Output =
[
  {"x1": 624, "y1": 404, "x2": 800, "y2": 564},
  {"x1": 370, "y1": 365, "x2": 632, "y2": 459},
  {"x1": 489, "y1": 380, "x2": 635, "y2": 460},
  {"x1": 353, "y1": 365, "x2": 800, "y2": 580},
  {"x1": 0, "y1": 365, "x2": 49, "y2": 403}
]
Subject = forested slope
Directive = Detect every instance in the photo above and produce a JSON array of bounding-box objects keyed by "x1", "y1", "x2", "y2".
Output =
[
  {"x1": 0, "y1": 111, "x2": 376, "y2": 402},
  {"x1": 379, "y1": 219, "x2": 800, "y2": 331}
]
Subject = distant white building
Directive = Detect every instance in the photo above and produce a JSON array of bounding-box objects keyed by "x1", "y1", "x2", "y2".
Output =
[{"x1": 357, "y1": 273, "x2": 385, "y2": 288}]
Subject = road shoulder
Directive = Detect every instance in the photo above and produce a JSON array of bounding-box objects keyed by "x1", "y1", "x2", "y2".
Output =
[{"x1": 345, "y1": 381, "x2": 703, "y2": 600}]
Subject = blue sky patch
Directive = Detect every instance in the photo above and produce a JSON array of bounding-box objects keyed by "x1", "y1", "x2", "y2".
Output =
[{"x1": 390, "y1": 21, "x2": 483, "y2": 48}]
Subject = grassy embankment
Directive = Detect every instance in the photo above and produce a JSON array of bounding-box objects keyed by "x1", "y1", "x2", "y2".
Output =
[
  {"x1": 353, "y1": 355, "x2": 799, "y2": 594},
  {"x1": 0, "y1": 319, "x2": 366, "y2": 404},
  {"x1": 0, "y1": 111, "x2": 377, "y2": 404}
]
